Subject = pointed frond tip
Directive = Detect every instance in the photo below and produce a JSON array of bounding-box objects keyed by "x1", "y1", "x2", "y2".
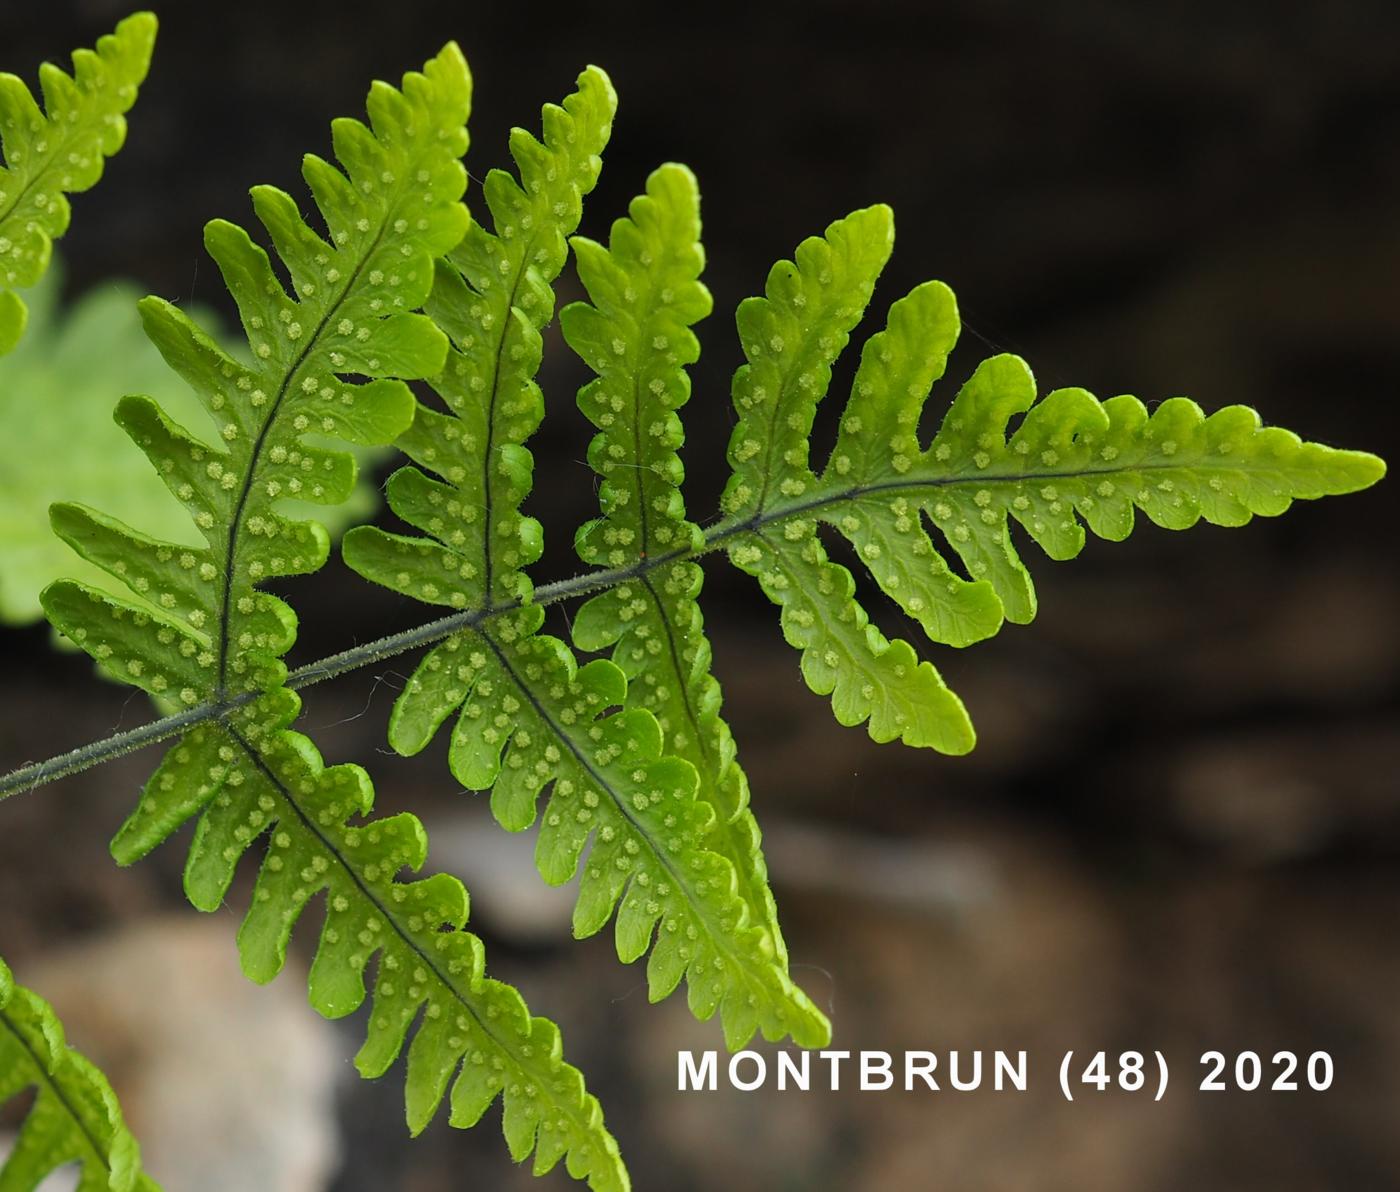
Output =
[
  {"x1": 722, "y1": 206, "x2": 1385, "y2": 752},
  {"x1": 0, "y1": 12, "x2": 157, "y2": 355},
  {"x1": 0, "y1": 956, "x2": 160, "y2": 1191}
]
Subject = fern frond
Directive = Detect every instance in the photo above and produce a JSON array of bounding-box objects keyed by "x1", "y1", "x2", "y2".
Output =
[
  {"x1": 36, "y1": 48, "x2": 627, "y2": 1186},
  {"x1": 720, "y1": 206, "x2": 1386, "y2": 750},
  {"x1": 0, "y1": 956, "x2": 159, "y2": 1191},
  {"x1": 344, "y1": 85, "x2": 828, "y2": 1050},
  {"x1": 0, "y1": 267, "x2": 377, "y2": 624},
  {"x1": 363, "y1": 64, "x2": 617, "y2": 609},
  {"x1": 43, "y1": 41, "x2": 473, "y2": 699},
  {"x1": 99, "y1": 688, "x2": 625, "y2": 1190},
  {"x1": 560, "y1": 165, "x2": 820, "y2": 1015},
  {"x1": 0, "y1": 12, "x2": 155, "y2": 355}
]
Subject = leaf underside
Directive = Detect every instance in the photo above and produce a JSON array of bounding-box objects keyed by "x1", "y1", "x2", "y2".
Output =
[
  {"x1": 0, "y1": 956, "x2": 159, "y2": 1192},
  {"x1": 21, "y1": 28, "x2": 1388, "y2": 1192},
  {"x1": 0, "y1": 268, "x2": 379, "y2": 624},
  {"x1": 38, "y1": 45, "x2": 627, "y2": 1192},
  {"x1": 0, "y1": 12, "x2": 156, "y2": 355},
  {"x1": 562, "y1": 164, "x2": 824, "y2": 1034},
  {"x1": 719, "y1": 204, "x2": 1386, "y2": 752},
  {"x1": 344, "y1": 83, "x2": 829, "y2": 1052}
]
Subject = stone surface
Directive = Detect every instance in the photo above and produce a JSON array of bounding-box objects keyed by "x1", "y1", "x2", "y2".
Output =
[{"x1": 16, "y1": 917, "x2": 342, "y2": 1192}]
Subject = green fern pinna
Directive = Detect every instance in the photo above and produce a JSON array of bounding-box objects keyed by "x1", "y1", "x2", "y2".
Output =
[{"x1": 0, "y1": 11, "x2": 1385, "y2": 1191}]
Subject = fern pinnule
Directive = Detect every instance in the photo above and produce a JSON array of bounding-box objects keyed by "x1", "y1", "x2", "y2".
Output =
[
  {"x1": 0, "y1": 12, "x2": 156, "y2": 355},
  {"x1": 363, "y1": 63, "x2": 618, "y2": 609},
  {"x1": 123, "y1": 688, "x2": 626, "y2": 1191},
  {"x1": 44, "y1": 40, "x2": 474, "y2": 706},
  {"x1": 719, "y1": 206, "x2": 1386, "y2": 751},
  {"x1": 562, "y1": 163, "x2": 818, "y2": 1013},
  {"x1": 0, "y1": 955, "x2": 159, "y2": 1191}
]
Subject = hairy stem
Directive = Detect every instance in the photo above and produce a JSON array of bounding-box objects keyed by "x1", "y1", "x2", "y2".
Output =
[
  {"x1": 0, "y1": 702, "x2": 226, "y2": 801},
  {"x1": 0, "y1": 459, "x2": 1200, "y2": 802},
  {"x1": 0, "y1": 549, "x2": 681, "y2": 802}
]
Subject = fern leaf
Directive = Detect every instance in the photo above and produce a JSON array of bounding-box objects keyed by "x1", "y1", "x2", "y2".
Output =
[
  {"x1": 36, "y1": 48, "x2": 627, "y2": 1186},
  {"x1": 92, "y1": 688, "x2": 625, "y2": 1190},
  {"x1": 0, "y1": 956, "x2": 159, "y2": 1192},
  {"x1": 343, "y1": 61, "x2": 614, "y2": 762},
  {"x1": 372, "y1": 64, "x2": 617, "y2": 608},
  {"x1": 720, "y1": 208, "x2": 1386, "y2": 750},
  {"x1": 0, "y1": 267, "x2": 377, "y2": 624},
  {"x1": 344, "y1": 83, "x2": 828, "y2": 1049},
  {"x1": 44, "y1": 41, "x2": 471, "y2": 696},
  {"x1": 560, "y1": 165, "x2": 817, "y2": 1009},
  {"x1": 0, "y1": 12, "x2": 155, "y2": 355},
  {"x1": 376, "y1": 600, "x2": 827, "y2": 1051}
]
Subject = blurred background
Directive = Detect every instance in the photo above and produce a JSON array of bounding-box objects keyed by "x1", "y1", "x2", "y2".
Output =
[{"x1": 2, "y1": 0, "x2": 1398, "y2": 1188}]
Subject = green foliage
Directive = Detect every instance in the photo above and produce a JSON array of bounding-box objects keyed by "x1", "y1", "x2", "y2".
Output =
[
  {"x1": 0, "y1": 955, "x2": 158, "y2": 1192},
  {"x1": 109, "y1": 691, "x2": 625, "y2": 1190},
  {"x1": 44, "y1": 38, "x2": 473, "y2": 703},
  {"x1": 353, "y1": 64, "x2": 617, "y2": 609},
  {"x1": 36, "y1": 44, "x2": 626, "y2": 1188},
  {"x1": 562, "y1": 164, "x2": 818, "y2": 1024},
  {"x1": 344, "y1": 89, "x2": 828, "y2": 1050},
  {"x1": 3, "y1": 22, "x2": 1384, "y2": 1192},
  {"x1": 344, "y1": 51, "x2": 1388, "y2": 1081},
  {"x1": 0, "y1": 267, "x2": 377, "y2": 624},
  {"x1": 0, "y1": 13, "x2": 155, "y2": 355},
  {"x1": 345, "y1": 151, "x2": 1381, "y2": 1075},
  {"x1": 719, "y1": 205, "x2": 1386, "y2": 751}
]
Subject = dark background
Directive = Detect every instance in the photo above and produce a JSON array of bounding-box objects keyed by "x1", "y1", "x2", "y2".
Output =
[{"x1": 2, "y1": 1, "x2": 1398, "y2": 1189}]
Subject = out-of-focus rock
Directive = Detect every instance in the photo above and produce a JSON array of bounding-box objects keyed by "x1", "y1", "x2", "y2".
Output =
[
  {"x1": 19, "y1": 916, "x2": 341, "y2": 1192},
  {"x1": 762, "y1": 816, "x2": 1002, "y2": 914},
  {"x1": 1165, "y1": 722, "x2": 1400, "y2": 858},
  {"x1": 632, "y1": 826, "x2": 1156, "y2": 1192}
]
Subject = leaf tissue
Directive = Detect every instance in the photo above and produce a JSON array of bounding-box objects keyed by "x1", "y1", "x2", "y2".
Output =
[
  {"x1": 0, "y1": 13, "x2": 155, "y2": 354},
  {"x1": 0, "y1": 955, "x2": 157, "y2": 1191},
  {"x1": 0, "y1": 11, "x2": 1384, "y2": 1191}
]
